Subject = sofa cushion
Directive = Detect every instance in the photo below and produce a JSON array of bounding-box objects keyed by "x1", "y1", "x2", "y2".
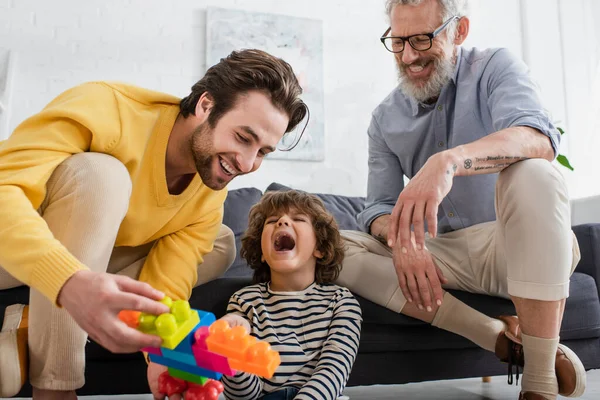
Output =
[
  {"x1": 222, "y1": 187, "x2": 262, "y2": 277},
  {"x1": 358, "y1": 271, "x2": 600, "y2": 353},
  {"x1": 265, "y1": 182, "x2": 365, "y2": 231}
]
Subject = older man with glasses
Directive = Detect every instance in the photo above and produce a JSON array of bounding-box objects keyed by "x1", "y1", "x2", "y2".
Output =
[{"x1": 337, "y1": 0, "x2": 586, "y2": 399}]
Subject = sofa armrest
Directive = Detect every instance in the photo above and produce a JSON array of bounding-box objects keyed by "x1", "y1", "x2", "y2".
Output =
[{"x1": 573, "y1": 223, "x2": 600, "y2": 299}]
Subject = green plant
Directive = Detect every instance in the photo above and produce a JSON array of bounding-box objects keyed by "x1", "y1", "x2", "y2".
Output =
[{"x1": 556, "y1": 127, "x2": 574, "y2": 171}]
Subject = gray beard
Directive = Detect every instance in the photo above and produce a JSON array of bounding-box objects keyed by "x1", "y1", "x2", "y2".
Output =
[{"x1": 397, "y1": 53, "x2": 456, "y2": 103}]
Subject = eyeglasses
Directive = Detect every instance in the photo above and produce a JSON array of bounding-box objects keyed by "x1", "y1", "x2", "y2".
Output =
[{"x1": 380, "y1": 16, "x2": 460, "y2": 53}]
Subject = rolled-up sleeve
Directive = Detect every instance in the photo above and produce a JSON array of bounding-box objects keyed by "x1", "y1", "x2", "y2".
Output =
[
  {"x1": 357, "y1": 116, "x2": 404, "y2": 232},
  {"x1": 483, "y1": 48, "x2": 561, "y2": 158}
]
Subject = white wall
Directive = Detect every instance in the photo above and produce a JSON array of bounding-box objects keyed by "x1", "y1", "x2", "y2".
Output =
[{"x1": 0, "y1": 0, "x2": 596, "y2": 197}]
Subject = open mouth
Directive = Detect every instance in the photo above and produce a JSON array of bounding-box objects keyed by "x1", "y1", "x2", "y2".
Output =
[
  {"x1": 273, "y1": 231, "x2": 296, "y2": 252},
  {"x1": 404, "y1": 60, "x2": 432, "y2": 78},
  {"x1": 219, "y1": 157, "x2": 236, "y2": 177}
]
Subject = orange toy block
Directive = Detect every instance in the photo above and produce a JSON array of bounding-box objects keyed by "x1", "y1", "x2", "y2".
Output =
[
  {"x1": 205, "y1": 320, "x2": 280, "y2": 378},
  {"x1": 118, "y1": 310, "x2": 141, "y2": 328},
  {"x1": 205, "y1": 320, "x2": 257, "y2": 360},
  {"x1": 228, "y1": 341, "x2": 281, "y2": 379}
]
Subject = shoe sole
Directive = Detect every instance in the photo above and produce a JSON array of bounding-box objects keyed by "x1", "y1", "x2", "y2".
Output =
[
  {"x1": 558, "y1": 343, "x2": 586, "y2": 397},
  {"x1": 0, "y1": 304, "x2": 26, "y2": 397}
]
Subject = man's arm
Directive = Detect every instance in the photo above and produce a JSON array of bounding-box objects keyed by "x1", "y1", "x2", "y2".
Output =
[
  {"x1": 357, "y1": 116, "x2": 404, "y2": 234},
  {"x1": 0, "y1": 82, "x2": 120, "y2": 301},
  {"x1": 295, "y1": 290, "x2": 362, "y2": 400},
  {"x1": 138, "y1": 206, "x2": 225, "y2": 301},
  {"x1": 389, "y1": 48, "x2": 559, "y2": 251},
  {"x1": 0, "y1": 82, "x2": 168, "y2": 353}
]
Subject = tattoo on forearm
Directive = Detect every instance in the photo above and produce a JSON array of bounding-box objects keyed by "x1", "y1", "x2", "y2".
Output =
[
  {"x1": 447, "y1": 163, "x2": 458, "y2": 175},
  {"x1": 467, "y1": 156, "x2": 529, "y2": 171},
  {"x1": 475, "y1": 156, "x2": 528, "y2": 163}
]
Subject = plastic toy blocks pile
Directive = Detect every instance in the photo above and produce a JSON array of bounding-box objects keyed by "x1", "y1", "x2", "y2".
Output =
[{"x1": 119, "y1": 296, "x2": 280, "y2": 398}]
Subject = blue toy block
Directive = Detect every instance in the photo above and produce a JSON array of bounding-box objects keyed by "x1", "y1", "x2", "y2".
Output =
[
  {"x1": 162, "y1": 347, "x2": 197, "y2": 364},
  {"x1": 149, "y1": 354, "x2": 223, "y2": 380}
]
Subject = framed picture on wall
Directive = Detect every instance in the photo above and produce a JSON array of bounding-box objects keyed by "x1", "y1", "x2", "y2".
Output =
[{"x1": 206, "y1": 7, "x2": 325, "y2": 161}]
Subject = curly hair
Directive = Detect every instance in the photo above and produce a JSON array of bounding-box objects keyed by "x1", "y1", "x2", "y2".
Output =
[{"x1": 240, "y1": 190, "x2": 344, "y2": 285}]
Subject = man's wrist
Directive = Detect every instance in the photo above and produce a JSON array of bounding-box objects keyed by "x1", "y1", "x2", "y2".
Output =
[
  {"x1": 369, "y1": 215, "x2": 391, "y2": 245},
  {"x1": 437, "y1": 147, "x2": 462, "y2": 178}
]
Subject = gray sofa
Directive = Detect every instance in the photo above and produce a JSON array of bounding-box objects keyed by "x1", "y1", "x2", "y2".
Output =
[{"x1": 4, "y1": 183, "x2": 600, "y2": 397}]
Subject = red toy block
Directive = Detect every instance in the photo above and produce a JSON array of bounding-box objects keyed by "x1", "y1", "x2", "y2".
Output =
[
  {"x1": 158, "y1": 371, "x2": 187, "y2": 397},
  {"x1": 192, "y1": 326, "x2": 236, "y2": 376},
  {"x1": 187, "y1": 379, "x2": 224, "y2": 400}
]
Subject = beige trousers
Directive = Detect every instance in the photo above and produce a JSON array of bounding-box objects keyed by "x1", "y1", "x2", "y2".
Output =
[
  {"x1": 338, "y1": 159, "x2": 581, "y2": 313},
  {"x1": 0, "y1": 153, "x2": 236, "y2": 391}
]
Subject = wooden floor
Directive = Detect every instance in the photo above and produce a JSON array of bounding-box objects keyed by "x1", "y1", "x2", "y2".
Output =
[{"x1": 14, "y1": 369, "x2": 600, "y2": 399}]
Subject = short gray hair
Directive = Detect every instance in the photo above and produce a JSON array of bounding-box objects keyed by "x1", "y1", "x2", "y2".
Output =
[{"x1": 385, "y1": 0, "x2": 469, "y2": 38}]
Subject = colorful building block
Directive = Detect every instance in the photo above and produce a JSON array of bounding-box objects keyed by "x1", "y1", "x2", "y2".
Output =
[
  {"x1": 192, "y1": 326, "x2": 237, "y2": 376},
  {"x1": 161, "y1": 310, "x2": 217, "y2": 364},
  {"x1": 141, "y1": 346, "x2": 162, "y2": 356},
  {"x1": 138, "y1": 298, "x2": 200, "y2": 350},
  {"x1": 119, "y1": 297, "x2": 280, "y2": 386},
  {"x1": 206, "y1": 320, "x2": 280, "y2": 378},
  {"x1": 167, "y1": 368, "x2": 209, "y2": 385},
  {"x1": 228, "y1": 341, "x2": 281, "y2": 379},
  {"x1": 148, "y1": 354, "x2": 223, "y2": 380}
]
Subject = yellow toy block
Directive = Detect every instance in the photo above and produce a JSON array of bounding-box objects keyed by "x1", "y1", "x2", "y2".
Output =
[{"x1": 137, "y1": 297, "x2": 200, "y2": 350}]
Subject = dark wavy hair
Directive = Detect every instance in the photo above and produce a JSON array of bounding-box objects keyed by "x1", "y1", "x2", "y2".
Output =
[
  {"x1": 180, "y1": 49, "x2": 308, "y2": 150},
  {"x1": 241, "y1": 190, "x2": 344, "y2": 284}
]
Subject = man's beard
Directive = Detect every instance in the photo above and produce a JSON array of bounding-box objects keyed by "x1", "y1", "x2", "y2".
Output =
[
  {"x1": 396, "y1": 49, "x2": 456, "y2": 103},
  {"x1": 190, "y1": 122, "x2": 228, "y2": 191}
]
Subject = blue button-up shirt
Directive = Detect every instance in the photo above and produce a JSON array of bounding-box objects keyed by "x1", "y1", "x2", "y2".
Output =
[{"x1": 357, "y1": 47, "x2": 561, "y2": 234}]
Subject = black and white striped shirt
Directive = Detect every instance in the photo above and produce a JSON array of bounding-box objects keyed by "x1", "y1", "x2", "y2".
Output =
[{"x1": 221, "y1": 282, "x2": 362, "y2": 400}]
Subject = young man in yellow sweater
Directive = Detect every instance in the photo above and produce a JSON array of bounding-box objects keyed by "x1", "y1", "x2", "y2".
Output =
[{"x1": 0, "y1": 49, "x2": 307, "y2": 400}]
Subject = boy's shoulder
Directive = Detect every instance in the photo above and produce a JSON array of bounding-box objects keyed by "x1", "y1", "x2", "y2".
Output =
[
  {"x1": 314, "y1": 283, "x2": 357, "y2": 300},
  {"x1": 231, "y1": 282, "x2": 268, "y2": 300}
]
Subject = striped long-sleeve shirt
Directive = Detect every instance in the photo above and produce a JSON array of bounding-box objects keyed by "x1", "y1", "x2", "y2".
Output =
[{"x1": 221, "y1": 282, "x2": 362, "y2": 400}]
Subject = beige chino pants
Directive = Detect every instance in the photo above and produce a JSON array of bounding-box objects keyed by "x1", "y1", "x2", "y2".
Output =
[
  {"x1": 338, "y1": 159, "x2": 581, "y2": 313},
  {"x1": 0, "y1": 153, "x2": 236, "y2": 390}
]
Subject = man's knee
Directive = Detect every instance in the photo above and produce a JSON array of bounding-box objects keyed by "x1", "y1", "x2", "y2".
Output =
[
  {"x1": 215, "y1": 224, "x2": 236, "y2": 271},
  {"x1": 195, "y1": 225, "x2": 236, "y2": 286},
  {"x1": 48, "y1": 152, "x2": 132, "y2": 213},
  {"x1": 497, "y1": 159, "x2": 568, "y2": 206}
]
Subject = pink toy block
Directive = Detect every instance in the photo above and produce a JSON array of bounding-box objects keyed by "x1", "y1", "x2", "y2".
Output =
[
  {"x1": 141, "y1": 346, "x2": 162, "y2": 356},
  {"x1": 192, "y1": 326, "x2": 236, "y2": 376}
]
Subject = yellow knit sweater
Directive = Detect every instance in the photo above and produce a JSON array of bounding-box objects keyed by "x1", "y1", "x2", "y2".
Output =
[{"x1": 0, "y1": 82, "x2": 227, "y2": 303}]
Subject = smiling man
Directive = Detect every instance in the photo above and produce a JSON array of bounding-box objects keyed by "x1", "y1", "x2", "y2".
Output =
[
  {"x1": 0, "y1": 49, "x2": 307, "y2": 400},
  {"x1": 337, "y1": 1, "x2": 586, "y2": 399}
]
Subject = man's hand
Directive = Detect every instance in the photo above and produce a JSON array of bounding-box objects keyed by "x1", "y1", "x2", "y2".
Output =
[
  {"x1": 388, "y1": 152, "x2": 455, "y2": 252},
  {"x1": 391, "y1": 234, "x2": 448, "y2": 311},
  {"x1": 58, "y1": 270, "x2": 170, "y2": 353}
]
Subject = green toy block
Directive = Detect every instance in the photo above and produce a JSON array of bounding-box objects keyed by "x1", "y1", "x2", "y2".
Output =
[
  {"x1": 138, "y1": 297, "x2": 200, "y2": 350},
  {"x1": 167, "y1": 367, "x2": 208, "y2": 385}
]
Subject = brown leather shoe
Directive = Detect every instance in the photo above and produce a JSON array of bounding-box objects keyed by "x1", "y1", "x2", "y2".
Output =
[
  {"x1": 519, "y1": 392, "x2": 549, "y2": 400},
  {"x1": 495, "y1": 315, "x2": 586, "y2": 397}
]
